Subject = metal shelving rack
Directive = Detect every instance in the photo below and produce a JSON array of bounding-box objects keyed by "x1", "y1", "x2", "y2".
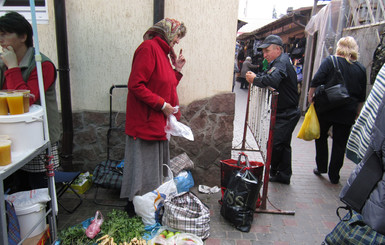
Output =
[
  {"x1": 0, "y1": 1, "x2": 58, "y2": 244},
  {"x1": 0, "y1": 140, "x2": 59, "y2": 244}
]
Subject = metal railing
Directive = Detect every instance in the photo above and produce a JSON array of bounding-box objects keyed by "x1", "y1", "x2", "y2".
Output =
[{"x1": 233, "y1": 85, "x2": 294, "y2": 214}]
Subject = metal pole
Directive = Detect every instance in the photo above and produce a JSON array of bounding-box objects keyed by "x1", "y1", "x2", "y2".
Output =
[
  {"x1": 54, "y1": 0, "x2": 73, "y2": 169},
  {"x1": 29, "y1": 0, "x2": 58, "y2": 241},
  {"x1": 154, "y1": 0, "x2": 165, "y2": 24},
  {"x1": 301, "y1": 0, "x2": 319, "y2": 112},
  {"x1": 240, "y1": 86, "x2": 252, "y2": 150}
]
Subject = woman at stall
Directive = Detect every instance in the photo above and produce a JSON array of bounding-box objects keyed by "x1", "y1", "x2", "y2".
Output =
[
  {"x1": 0, "y1": 12, "x2": 60, "y2": 191},
  {"x1": 120, "y1": 18, "x2": 186, "y2": 216}
]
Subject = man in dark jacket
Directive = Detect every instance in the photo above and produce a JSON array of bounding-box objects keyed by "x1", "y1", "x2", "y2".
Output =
[{"x1": 246, "y1": 35, "x2": 300, "y2": 184}]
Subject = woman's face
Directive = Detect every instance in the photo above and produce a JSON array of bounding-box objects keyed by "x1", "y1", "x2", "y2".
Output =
[
  {"x1": 170, "y1": 35, "x2": 181, "y2": 48},
  {"x1": 0, "y1": 31, "x2": 26, "y2": 51}
]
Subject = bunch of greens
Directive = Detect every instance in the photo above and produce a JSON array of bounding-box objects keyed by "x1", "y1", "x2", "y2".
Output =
[
  {"x1": 58, "y1": 209, "x2": 145, "y2": 244},
  {"x1": 58, "y1": 224, "x2": 95, "y2": 245},
  {"x1": 100, "y1": 209, "x2": 145, "y2": 243}
]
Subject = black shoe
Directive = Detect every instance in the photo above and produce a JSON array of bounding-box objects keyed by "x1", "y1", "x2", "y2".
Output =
[
  {"x1": 269, "y1": 174, "x2": 290, "y2": 185},
  {"x1": 270, "y1": 170, "x2": 278, "y2": 177},
  {"x1": 329, "y1": 178, "x2": 339, "y2": 184},
  {"x1": 124, "y1": 201, "x2": 136, "y2": 217},
  {"x1": 329, "y1": 175, "x2": 340, "y2": 184},
  {"x1": 313, "y1": 168, "x2": 326, "y2": 176}
]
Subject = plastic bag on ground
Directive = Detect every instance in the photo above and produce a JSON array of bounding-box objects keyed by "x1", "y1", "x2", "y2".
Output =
[
  {"x1": 147, "y1": 226, "x2": 203, "y2": 245},
  {"x1": 174, "y1": 171, "x2": 194, "y2": 193},
  {"x1": 85, "y1": 210, "x2": 104, "y2": 239},
  {"x1": 133, "y1": 165, "x2": 178, "y2": 226}
]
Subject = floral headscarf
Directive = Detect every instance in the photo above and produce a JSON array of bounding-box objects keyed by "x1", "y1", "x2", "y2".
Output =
[{"x1": 143, "y1": 18, "x2": 186, "y2": 45}]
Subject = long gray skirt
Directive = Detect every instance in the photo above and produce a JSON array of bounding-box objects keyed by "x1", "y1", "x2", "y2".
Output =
[{"x1": 120, "y1": 136, "x2": 170, "y2": 201}]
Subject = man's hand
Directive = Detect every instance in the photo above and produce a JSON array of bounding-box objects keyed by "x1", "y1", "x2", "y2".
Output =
[
  {"x1": 246, "y1": 71, "x2": 256, "y2": 84},
  {"x1": 1, "y1": 46, "x2": 18, "y2": 69},
  {"x1": 174, "y1": 49, "x2": 186, "y2": 72}
]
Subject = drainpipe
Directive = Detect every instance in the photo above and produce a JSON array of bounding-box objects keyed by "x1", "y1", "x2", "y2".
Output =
[
  {"x1": 53, "y1": 0, "x2": 73, "y2": 168},
  {"x1": 154, "y1": 0, "x2": 165, "y2": 24}
]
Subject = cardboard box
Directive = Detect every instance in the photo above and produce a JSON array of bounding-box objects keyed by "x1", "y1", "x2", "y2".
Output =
[
  {"x1": 22, "y1": 224, "x2": 50, "y2": 245},
  {"x1": 67, "y1": 172, "x2": 92, "y2": 194}
]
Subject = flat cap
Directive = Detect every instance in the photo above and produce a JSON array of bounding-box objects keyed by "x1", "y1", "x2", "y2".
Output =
[{"x1": 257, "y1": 35, "x2": 283, "y2": 51}]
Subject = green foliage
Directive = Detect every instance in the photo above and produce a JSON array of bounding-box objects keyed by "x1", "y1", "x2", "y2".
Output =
[
  {"x1": 101, "y1": 209, "x2": 145, "y2": 243},
  {"x1": 58, "y1": 209, "x2": 145, "y2": 244},
  {"x1": 58, "y1": 224, "x2": 95, "y2": 245}
]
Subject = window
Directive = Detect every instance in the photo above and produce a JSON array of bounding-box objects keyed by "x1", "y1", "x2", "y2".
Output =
[{"x1": 0, "y1": 0, "x2": 48, "y2": 24}]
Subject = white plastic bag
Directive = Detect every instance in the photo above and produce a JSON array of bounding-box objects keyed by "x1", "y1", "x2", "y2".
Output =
[
  {"x1": 147, "y1": 226, "x2": 203, "y2": 245},
  {"x1": 164, "y1": 107, "x2": 194, "y2": 141},
  {"x1": 5, "y1": 188, "x2": 51, "y2": 209},
  {"x1": 133, "y1": 165, "x2": 177, "y2": 226}
]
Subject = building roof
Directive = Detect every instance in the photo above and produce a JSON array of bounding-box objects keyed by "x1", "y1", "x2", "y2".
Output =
[{"x1": 237, "y1": 5, "x2": 325, "y2": 41}]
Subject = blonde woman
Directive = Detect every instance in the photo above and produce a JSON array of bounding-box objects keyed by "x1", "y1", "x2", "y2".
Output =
[{"x1": 307, "y1": 36, "x2": 366, "y2": 184}]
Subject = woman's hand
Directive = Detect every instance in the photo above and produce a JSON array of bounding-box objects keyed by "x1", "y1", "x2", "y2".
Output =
[
  {"x1": 162, "y1": 103, "x2": 175, "y2": 117},
  {"x1": 174, "y1": 49, "x2": 186, "y2": 72},
  {"x1": 1, "y1": 46, "x2": 18, "y2": 69},
  {"x1": 307, "y1": 87, "x2": 316, "y2": 105}
]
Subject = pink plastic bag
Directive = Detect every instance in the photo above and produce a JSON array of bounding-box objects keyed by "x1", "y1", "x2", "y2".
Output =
[{"x1": 86, "y1": 210, "x2": 104, "y2": 239}]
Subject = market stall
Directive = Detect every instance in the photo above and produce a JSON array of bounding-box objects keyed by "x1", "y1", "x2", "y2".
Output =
[{"x1": 0, "y1": 0, "x2": 58, "y2": 243}]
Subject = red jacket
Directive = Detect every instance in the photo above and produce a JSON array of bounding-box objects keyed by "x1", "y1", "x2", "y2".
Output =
[{"x1": 125, "y1": 36, "x2": 182, "y2": 141}]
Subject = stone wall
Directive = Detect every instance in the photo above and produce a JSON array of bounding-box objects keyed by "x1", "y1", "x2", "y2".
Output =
[{"x1": 67, "y1": 92, "x2": 235, "y2": 187}]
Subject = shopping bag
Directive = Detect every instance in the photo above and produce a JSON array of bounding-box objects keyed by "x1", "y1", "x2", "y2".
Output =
[
  {"x1": 162, "y1": 192, "x2": 210, "y2": 240},
  {"x1": 169, "y1": 152, "x2": 194, "y2": 176},
  {"x1": 220, "y1": 165, "x2": 262, "y2": 232},
  {"x1": 85, "y1": 210, "x2": 104, "y2": 239},
  {"x1": 220, "y1": 153, "x2": 264, "y2": 206},
  {"x1": 133, "y1": 165, "x2": 177, "y2": 226},
  {"x1": 174, "y1": 170, "x2": 194, "y2": 193},
  {"x1": 297, "y1": 103, "x2": 320, "y2": 141},
  {"x1": 92, "y1": 160, "x2": 123, "y2": 189}
]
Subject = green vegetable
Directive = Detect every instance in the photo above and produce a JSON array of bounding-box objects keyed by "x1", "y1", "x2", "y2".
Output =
[
  {"x1": 100, "y1": 209, "x2": 145, "y2": 243},
  {"x1": 58, "y1": 224, "x2": 95, "y2": 245},
  {"x1": 58, "y1": 209, "x2": 145, "y2": 244}
]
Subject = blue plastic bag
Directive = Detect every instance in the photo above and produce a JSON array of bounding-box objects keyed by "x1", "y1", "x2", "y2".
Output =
[{"x1": 174, "y1": 171, "x2": 194, "y2": 193}]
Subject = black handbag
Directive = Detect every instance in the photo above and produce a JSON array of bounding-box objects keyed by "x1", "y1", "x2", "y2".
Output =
[{"x1": 313, "y1": 56, "x2": 351, "y2": 113}]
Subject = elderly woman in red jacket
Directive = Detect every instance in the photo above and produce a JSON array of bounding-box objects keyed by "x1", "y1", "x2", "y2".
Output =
[{"x1": 120, "y1": 18, "x2": 186, "y2": 216}]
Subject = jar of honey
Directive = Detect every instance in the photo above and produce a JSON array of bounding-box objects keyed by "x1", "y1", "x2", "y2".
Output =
[
  {"x1": 0, "y1": 92, "x2": 8, "y2": 115},
  {"x1": 6, "y1": 92, "x2": 24, "y2": 115},
  {"x1": 14, "y1": 90, "x2": 31, "y2": 113},
  {"x1": 0, "y1": 139, "x2": 12, "y2": 166}
]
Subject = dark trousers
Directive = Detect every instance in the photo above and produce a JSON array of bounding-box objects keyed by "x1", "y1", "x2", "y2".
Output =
[
  {"x1": 270, "y1": 108, "x2": 301, "y2": 179},
  {"x1": 238, "y1": 77, "x2": 248, "y2": 89},
  {"x1": 315, "y1": 119, "x2": 352, "y2": 182}
]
